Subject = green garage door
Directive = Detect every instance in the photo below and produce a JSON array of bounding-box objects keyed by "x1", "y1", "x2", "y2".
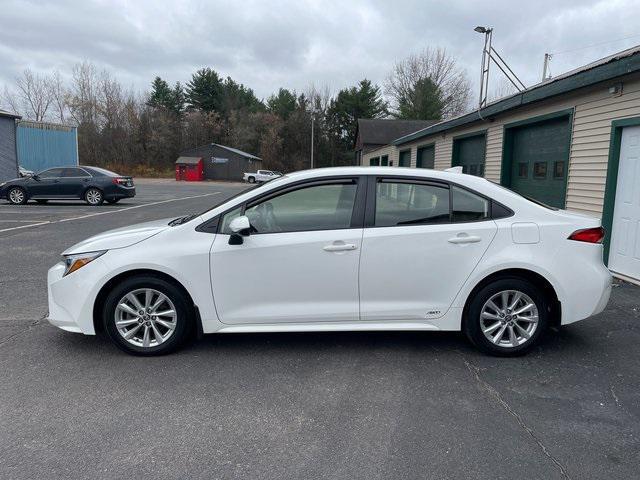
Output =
[
  {"x1": 453, "y1": 134, "x2": 486, "y2": 176},
  {"x1": 417, "y1": 145, "x2": 435, "y2": 168},
  {"x1": 507, "y1": 116, "x2": 570, "y2": 208},
  {"x1": 399, "y1": 150, "x2": 411, "y2": 167}
]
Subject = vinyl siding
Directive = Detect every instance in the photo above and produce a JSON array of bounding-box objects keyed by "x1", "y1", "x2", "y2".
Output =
[
  {"x1": 361, "y1": 144, "x2": 398, "y2": 166},
  {"x1": 373, "y1": 72, "x2": 640, "y2": 218}
]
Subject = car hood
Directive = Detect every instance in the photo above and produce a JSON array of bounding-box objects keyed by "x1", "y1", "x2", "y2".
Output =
[{"x1": 62, "y1": 218, "x2": 173, "y2": 255}]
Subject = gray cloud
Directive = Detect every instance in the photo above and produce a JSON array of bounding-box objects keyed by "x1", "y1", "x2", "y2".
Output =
[{"x1": 1, "y1": 0, "x2": 639, "y2": 102}]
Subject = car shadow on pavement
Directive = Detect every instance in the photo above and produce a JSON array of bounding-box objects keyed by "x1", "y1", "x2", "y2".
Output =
[{"x1": 47, "y1": 323, "x2": 593, "y2": 362}]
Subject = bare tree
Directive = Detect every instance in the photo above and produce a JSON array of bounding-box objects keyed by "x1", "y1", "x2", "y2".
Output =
[
  {"x1": 50, "y1": 70, "x2": 69, "y2": 123},
  {"x1": 1, "y1": 85, "x2": 21, "y2": 114},
  {"x1": 488, "y1": 76, "x2": 518, "y2": 103},
  {"x1": 14, "y1": 69, "x2": 54, "y2": 121},
  {"x1": 385, "y1": 47, "x2": 471, "y2": 119}
]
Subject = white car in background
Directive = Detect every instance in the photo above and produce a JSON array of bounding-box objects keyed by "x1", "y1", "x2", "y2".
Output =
[
  {"x1": 47, "y1": 167, "x2": 611, "y2": 356},
  {"x1": 243, "y1": 169, "x2": 281, "y2": 183}
]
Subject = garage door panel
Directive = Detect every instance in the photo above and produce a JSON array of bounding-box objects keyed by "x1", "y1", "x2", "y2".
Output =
[
  {"x1": 416, "y1": 145, "x2": 435, "y2": 168},
  {"x1": 454, "y1": 134, "x2": 486, "y2": 177},
  {"x1": 507, "y1": 116, "x2": 570, "y2": 208}
]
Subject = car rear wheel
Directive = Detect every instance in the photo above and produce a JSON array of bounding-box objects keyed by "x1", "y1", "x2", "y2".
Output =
[
  {"x1": 103, "y1": 275, "x2": 193, "y2": 355},
  {"x1": 85, "y1": 188, "x2": 104, "y2": 206},
  {"x1": 247, "y1": 176, "x2": 255, "y2": 183},
  {"x1": 464, "y1": 278, "x2": 549, "y2": 356},
  {"x1": 7, "y1": 187, "x2": 27, "y2": 205}
]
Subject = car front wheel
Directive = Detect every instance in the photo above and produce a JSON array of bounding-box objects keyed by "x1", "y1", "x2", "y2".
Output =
[
  {"x1": 464, "y1": 278, "x2": 549, "y2": 356},
  {"x1": 103, "y1": 275, "x2": 193, "y2": 355},
  {"x1": 85, "y1": 188, "x2": 104, "y2": 205},
  {"x1": 7, "y1": 187, "x2": 27, "y2": 205}
]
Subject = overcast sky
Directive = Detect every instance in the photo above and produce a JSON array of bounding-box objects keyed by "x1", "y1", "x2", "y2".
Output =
[{"x1": 1, "y1": 0, "x2": 639, "y2": 104}]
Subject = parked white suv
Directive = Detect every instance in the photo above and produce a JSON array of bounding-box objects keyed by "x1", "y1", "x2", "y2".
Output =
[
  {"x1": 47, "y1": 167, "x2": 611, "y2": 356},
  {"x1": 243, "y1": 170, "x2": 281, "y2": 183}
]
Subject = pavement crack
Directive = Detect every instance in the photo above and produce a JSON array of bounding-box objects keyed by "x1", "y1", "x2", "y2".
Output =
[
  {"x1": 462, "y1": 357, "x2": 572, "y2": 480},
  {"x1": 610, "y1": 386, "x2": 621, "y2": 407},
  {"x1": 0, "y1": 316, "x2": 42, "y2": 347}
]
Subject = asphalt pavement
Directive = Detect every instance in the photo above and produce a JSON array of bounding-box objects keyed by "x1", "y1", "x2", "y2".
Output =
[{"x1": 0, "y1": 178, "x2": 638, "y2": 480}]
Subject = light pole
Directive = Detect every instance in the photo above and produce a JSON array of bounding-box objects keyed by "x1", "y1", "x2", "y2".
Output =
[
  {"x1": 310, "y1": 113, "x2": 314, "y2": 169},
  {"x1": 474, "y1": 26, "x2": 526, "y2": 109}
]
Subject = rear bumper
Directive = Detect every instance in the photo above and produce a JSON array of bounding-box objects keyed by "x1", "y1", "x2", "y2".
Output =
[
  {"x1": 560, "y1": 258, "x2": 612, "y2": 325},
  {"x1": 106, "y1": 186, "x2": 136, "y2": 199}
]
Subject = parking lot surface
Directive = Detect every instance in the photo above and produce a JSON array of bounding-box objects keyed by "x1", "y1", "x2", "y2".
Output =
[{"x1": 1, "y1": 179, "x2": 639, "y2": 479}]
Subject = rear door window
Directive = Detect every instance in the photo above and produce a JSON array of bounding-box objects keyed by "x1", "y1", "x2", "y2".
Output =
[
  {"x1": 451, "y1": 186, "x2": 489, "y2": 222},
  {"x1": 61, "y1": 168, "x2": 90, "y2": 177},
  {"x1": 374, "y1": 181, "x2": 450, "y2": 226}
]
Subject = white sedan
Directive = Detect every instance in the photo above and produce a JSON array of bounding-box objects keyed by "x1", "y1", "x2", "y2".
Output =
[{"x1": 47, "y1": 167, "x2": 611, "y2": 356}]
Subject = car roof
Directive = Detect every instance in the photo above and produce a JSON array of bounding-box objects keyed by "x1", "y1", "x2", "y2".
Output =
[{"x1": 197, "y1": 166, "x2": 548, "y2": 223}]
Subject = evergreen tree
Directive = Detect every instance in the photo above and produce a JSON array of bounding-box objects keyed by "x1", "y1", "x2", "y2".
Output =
[
  {"x1": 186, "y1": 68, "x2": 223, "y2": 112},
  {"x1": 326, "y1": 79, "x2": 387, "y2": 149},
  {"x1": 397, "y1": 77, "x2": 444, "y2": 120},
  {"x1": 267, "y1": 88, "x2": 297, "y2": 119}
]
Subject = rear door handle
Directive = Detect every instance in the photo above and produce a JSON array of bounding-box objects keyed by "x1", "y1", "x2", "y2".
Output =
[
  {"x1": 448, "y1": 234, "x2": 482, "y2": 244},
  {"x1": 323, "y1": 242, "x2": 357, "y2": 252}
]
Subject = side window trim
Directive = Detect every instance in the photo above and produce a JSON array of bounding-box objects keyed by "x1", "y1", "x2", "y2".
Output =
[
  {"x1": 199, "y1": 176, "x2": 366, "y2": 234},
  {"x1": 365, "y1": 175, "x2": 512, "y2": 228}
]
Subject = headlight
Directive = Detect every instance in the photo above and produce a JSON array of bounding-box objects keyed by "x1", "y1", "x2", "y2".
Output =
[
  {"x1": 63, "y1": 251, "x2": 106, "y2": 276},
  {"x1": 0, "y1": 182, "x2": 6, "y2": 188}
]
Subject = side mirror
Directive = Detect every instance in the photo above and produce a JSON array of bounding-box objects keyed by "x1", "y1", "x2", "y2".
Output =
[
  {"x1": 228, "y1": 215, "x2": 251, "y2": 245},
  {"x1": 32, "y1": 174, "x2": 40, "y2": 181}
]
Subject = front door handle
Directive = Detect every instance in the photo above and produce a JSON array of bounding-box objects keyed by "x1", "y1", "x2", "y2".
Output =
[
  {"x1": 448, "y1": 234, "x2": 482, "y2": 244},
  {"x1": 323, "y1": 242, "x2": 357, "y2": 252}
]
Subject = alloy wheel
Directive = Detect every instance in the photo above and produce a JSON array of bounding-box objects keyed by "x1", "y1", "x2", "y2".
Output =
[
  {"x1": 86, "y1": 189, "x2": 102, "y2": 205},
  {"x1": 114, "y1": 288, "x2": 178, "y2": 348},
  {"x1": 9, "y1": 188, "x2": 25, "y2": 204},
  {"x1": 479, "y1": 290, "x2": 539, "y2": 348}
]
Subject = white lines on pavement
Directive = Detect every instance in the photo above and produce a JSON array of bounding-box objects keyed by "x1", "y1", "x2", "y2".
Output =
[
  {"x1": 0, "y1": 220, "x2": 46, "y2": 223},
  {"x1": 0, "y1": 192, "x2": 220, "y2": 233}
]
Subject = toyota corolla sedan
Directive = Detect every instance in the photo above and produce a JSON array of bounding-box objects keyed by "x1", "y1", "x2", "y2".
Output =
[{"x1": 46, "y1": 167, "x2": 611, "y2": 356}]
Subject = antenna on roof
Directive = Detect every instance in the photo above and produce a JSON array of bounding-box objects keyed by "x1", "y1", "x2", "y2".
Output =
[{"x1": 474, "y1": 27, "x2": 526, "y2": 109}]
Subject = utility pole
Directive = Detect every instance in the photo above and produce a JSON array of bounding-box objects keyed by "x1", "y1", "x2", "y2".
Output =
[
  {"x1": 310, "y1": 114, "x2": 314, "y2": 169},
  {"x1": 542, "y1": 53, "x2": 552, "y2": 81}
]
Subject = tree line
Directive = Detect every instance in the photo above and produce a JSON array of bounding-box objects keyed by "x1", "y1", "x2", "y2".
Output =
[{"x1": 1, "y1": 47, "x2": 471, "y2": 175}]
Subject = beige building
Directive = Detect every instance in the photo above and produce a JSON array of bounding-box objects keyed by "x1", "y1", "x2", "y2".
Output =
[{"x1": 360, "y1": 46, "x2": 640, "y2": 282}]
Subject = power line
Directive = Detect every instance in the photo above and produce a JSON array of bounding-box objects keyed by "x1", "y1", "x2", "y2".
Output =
[{"x1": 550, "y1": 33, "x2": 640, "y2": 55}]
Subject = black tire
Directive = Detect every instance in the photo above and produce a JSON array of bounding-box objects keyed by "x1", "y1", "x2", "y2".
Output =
[
  {"x1": 36, "y1": 199, "x2": 48, "y2": 204},
  {"x1": 106, "y1": 198, "x2": 120, "y2": 204},
  {"x1": 7, "y1": 186, "x2": 27, "y2": 205},
  {"x1": 84, "y1": 187, "x2": 104, "y2": 206},
  {"x1": 248, "y1": 176, "x2": 255, "y2": 183},
  {"x1": 463, "y1": 277, "x2": 549, "y2": 357},
  {"x1": 103, "y1": 275, "x2": 194, "y2": 356}
]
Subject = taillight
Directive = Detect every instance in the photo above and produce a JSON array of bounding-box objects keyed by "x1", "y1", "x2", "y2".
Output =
[
  {"x1": 568, "y1": 227, "x2": 605, "y2": 244},
  {"x1": 112, "y1": 177, "x2": 127, "y2": 185}
]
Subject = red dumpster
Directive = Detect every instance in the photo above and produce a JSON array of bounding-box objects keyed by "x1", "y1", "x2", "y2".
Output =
[{"x1": 175, "y1": 156, "x2": 204, "y2": 181}]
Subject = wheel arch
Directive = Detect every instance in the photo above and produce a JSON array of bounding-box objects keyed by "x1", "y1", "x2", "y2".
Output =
[
  {"x1": 461, "y1": 268, "x2": 561, "y2": 329},
  {"x1": 92, "y1": 268, "x2": 202, "y2": 336}
]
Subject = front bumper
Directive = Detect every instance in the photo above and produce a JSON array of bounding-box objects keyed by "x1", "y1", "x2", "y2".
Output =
[{"x1": 47, "y1": 257, "x2": 109, "y2": 335}]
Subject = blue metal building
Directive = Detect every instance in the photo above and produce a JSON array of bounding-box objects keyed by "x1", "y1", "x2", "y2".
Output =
[
  {"x1": 16, "y1": 121, "x2": 78, "y2": 172},
  {"x1": 0, "y1": 109, "x2": 20, "y2": 182}
]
